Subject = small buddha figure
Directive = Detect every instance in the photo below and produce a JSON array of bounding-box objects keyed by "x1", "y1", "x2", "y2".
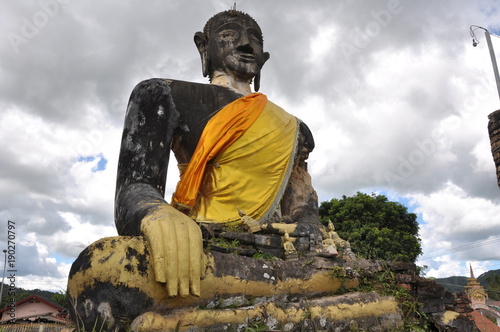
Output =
[
  {"x1": 326, "y1": 220, "x2": 346, "y2": 249},
  {"x1": 309, "y1": 233, "x2": 316, "y2": 252},
  {"x1": 322, "y1": 235, "x2": 338, "y2": 255},
  {"x1": 316, "y1": 233, "x2": 323, "y2": 253},
  {"x1": 238, "y1": 208, "x2": 261, "y2": 233},
  {"x1": 321, "y1": 220, "x2": 356, "y2": 260},
  {"x1": 283, "y1": 231, "x2": 298, "y2": 261},
  {"x1": 343, "y1": 240, "x2": 356, "y2": 261}
]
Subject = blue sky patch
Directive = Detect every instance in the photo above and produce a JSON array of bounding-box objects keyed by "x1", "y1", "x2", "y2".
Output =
[
  {"x1": 93, "y1": 155, "x2": 108, "y2": 172},
  {"x1": 77, "y1": 154, "x2": 108, "y2": 172}
]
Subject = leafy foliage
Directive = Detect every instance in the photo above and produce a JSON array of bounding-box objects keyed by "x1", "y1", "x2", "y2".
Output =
[
  {"x1": 51, "y1": 290, "x2": 68, "y2": 308},
  {"x1": 319, "y1": 192, "x2": 422, "y2": 263},
  {"x1": 244, "y1": 322, "x2": 269, "y2": 332},
  {"x1": 485, "y1": 273, "x2": 500, "y2": 301}
]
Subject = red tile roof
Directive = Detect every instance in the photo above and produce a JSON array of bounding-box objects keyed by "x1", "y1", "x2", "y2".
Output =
[
  {"x1": 468, "y1": 310, "x2": 500, "y2": 332},
  {"x1": 0, "y1": 294, "x2": 64, "y2": 314}
]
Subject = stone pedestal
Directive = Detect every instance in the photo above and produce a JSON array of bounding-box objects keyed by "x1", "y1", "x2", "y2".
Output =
[
  {"x1": 68, "y1": 237, "x2": 401, "y2": 331},
  {"x1": 67, "y1": 237, "x2": 476, "y2": 331}
]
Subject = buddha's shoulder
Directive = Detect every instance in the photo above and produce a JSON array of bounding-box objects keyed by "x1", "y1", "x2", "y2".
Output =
[{"x1": 132, "y1": 78, "x2": 241, "y2": 100}]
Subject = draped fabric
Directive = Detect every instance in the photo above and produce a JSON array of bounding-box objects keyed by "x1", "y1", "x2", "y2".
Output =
[
  {"x1": 172, "y1": 93, "x2": 267, "y2": 210},
  {"x1": 172, "y1": 93, "x2": 299, "y2": 224}
]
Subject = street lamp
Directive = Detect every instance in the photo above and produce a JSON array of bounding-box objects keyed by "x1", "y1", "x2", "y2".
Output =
[
  {"x1": 0, "y1": 249, "x2": 7, "y2": 307},
  {"x1": 475, "y1": 26, "x2": 500, "y2": 189},
  {"x1": 470, "y1": 25, "x2": 500, "y2": 103}
]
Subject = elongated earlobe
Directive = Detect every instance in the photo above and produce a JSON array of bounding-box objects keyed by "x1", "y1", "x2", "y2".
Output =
[
  {"x1": 254, "y1": 52, "x2": 270, "y2": 92},
  {"x1": 201, "y1": 51, "x2": 210, "y2": 78},
  {"x1": 194, "y1": 32, "x2": 210, "y2": 78},
  {"x1": 254, "y1": 71, "x2": 261, "y2": 92}
]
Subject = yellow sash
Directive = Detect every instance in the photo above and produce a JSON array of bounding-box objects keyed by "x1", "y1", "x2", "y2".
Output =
[
  {"x1": 196, "y1": 101, "x2": 298, "y2": 223},
  {"x1": 172, "y1": 93, "x2": 267, "y2": 210},
  {"x1": 173, "y1": 94, "x2": 298, "y2": 223}
]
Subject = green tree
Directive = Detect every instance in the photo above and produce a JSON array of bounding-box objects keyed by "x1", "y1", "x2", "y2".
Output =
[
  {"x1": 51, "y1": 290, "x2": 68, "y2": 308},
  {"x1": 319, "y1": 192, "x2": 422, "y2": 263},
  {"x1": 485, "y1": 273, "x2": 500, "y2": 301}
]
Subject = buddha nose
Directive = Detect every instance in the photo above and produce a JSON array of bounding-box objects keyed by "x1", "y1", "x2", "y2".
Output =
[{"x1": 237, "y1": 32, "x2": 253, "y2": 54}]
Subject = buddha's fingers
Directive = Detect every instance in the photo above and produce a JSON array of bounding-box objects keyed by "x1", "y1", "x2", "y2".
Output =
[
  {"x1": 189, "y1": 222, "x2": 203, "y2": 297},
  {"x1": 141, "y1": 218, "x2": 166, "y2": 284},
  {"x1": 163, "y1": 218, "x2": 178, "y2": 297},
  {"x1": 175, "y1": 218, "x2": 190, "y2": 297},
  {"x1": 140, "y1": 205, "x2": 204, "y2": 297}
]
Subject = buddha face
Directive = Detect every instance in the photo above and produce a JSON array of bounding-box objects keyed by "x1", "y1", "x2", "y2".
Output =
[{"x1": 198, "y1": 15, "x2": 270, "y2": 81}]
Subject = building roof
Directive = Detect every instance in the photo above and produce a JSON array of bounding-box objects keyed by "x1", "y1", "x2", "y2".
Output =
[
  {"x1": 0, "y1": 294, "x2": 64, "y2": 314},
  {"x1": 468, "y1": 310, "x2": 500, "y2": 332}
]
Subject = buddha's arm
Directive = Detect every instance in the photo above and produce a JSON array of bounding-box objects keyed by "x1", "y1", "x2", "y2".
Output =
[
  {"x1": 115, "y1": 78, "x2": 178, "y2": 235},
  {"x1": 300, "y1": 121, "x2": 315, "y2": 153},
  {"x1": 114, "y1": 78, "x2": 203, "y2": 297}
]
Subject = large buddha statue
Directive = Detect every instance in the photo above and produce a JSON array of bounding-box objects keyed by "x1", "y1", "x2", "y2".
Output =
[
  {"x1": 115, "y1": 9, "x2": 322, "y2": 296},
  {"x1": 68, "y1": 9, "x2": 326, "y2": 331}
]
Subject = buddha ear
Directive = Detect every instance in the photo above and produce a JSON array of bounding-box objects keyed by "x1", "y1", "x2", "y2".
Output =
[
  {"x1": 194, "y1": 32, "x2": 210, "y2": 78},
  {"x1": 263, "y1": 52, "x2": 270, "y2": 65},
  {"x1": 254, "y1": 52, "x2": 270, "y2": 92}
]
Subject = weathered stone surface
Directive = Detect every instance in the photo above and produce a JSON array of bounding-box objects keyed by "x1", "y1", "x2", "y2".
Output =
[
  {"x1": 68, "y1": 237, "x2": 477, "y2": 331},
  {"x1": 131, "y1": 292, "x2": 403, "y2": 332},
  {"x1": 67, "y1": 237, "x2": 163, "y2": 331},
  {"x1": 414, "y1": 277, "x2": 452, "y2": 314},
  {"x1": 254, "y1": 234, "x2": 283, "y2": 248},
  {"x1": 488, "y1": 109, "x2": 500, "y2": 188},
  {"x1": 218, "y1": 231, "x2": 255, "y2": 244},
  {"x1": 68, "y1": 236, "x2": 359, "y2": 331},
  {"x1": 390, "y1": 261, "x2": 417, "y2": 274},
  {"x1": 454, "y1": 292, "x2": 474, "y2": 314},
  {"x1": 432, "y1": 311, "x2": 478, "y2": 332},
  {"x1": 208, "y1": 245, "x2": 257, "y2": 257}
]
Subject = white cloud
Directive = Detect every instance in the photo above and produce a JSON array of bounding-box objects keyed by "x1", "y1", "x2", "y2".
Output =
[{"x1": 413, "y1": 182, "x2": 500, "y2": 277}]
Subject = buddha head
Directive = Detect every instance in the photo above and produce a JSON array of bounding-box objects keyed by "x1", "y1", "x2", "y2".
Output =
[
  {"x1": 328, "y1": 220, "x2": 335, "y2": 232},
  {"x1": 194, "y1": 10, "x2": 270, "y2": 91}
]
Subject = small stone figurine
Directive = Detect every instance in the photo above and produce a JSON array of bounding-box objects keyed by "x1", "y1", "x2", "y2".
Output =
[
  {"x1": 320, "y1": 220, "x2": 340, "y2": 257},
  {"x1": 283, "y1": 231, "x2": 298, "y2": 260},
  {"x1": 238, "y1": 208, "x2": 261, "y2": 233}
]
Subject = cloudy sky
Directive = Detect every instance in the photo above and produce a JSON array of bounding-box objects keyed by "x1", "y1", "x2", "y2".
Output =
[{"x1": 1, "y1": 0, "x2": 500, "y2": 292}]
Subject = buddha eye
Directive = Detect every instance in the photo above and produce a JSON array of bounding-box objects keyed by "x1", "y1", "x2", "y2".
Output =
[
  {"x1": 250, "y1": 35, "x2": 262, "y2": 45},
  {"x1": 248, "y1": 30, "x2": 263, "y2": 46},
  {"x1": 218, "y1": 29, "x2": 239, "y2": 42}
]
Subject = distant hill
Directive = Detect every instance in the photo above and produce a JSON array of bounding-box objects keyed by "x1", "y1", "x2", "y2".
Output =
[
  {"x1": 434, "y1": 269, "x2": 500, "y2": 294},
  {"x1": 434, "y1": 276, "x2": 468, "y2": 293},
  {"x1": 478, "y1": 269, "x2": 500, "y2": 287}
]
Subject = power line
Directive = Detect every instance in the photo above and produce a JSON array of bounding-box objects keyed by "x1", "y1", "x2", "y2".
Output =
[{"x1": 421, "y1": 236, "x2": 500, "y2": 260}]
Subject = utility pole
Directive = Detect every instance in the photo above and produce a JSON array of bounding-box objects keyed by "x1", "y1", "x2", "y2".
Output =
[
  {"x1": 471, "y1": 25, "x2": 500, "y2": 103},
  {"x1": 484, "y1": 29, "x2": 500, "y2": 103},
  {"x1": 0, "y1": 249, "x2": 7, "y2": 307},
  {"x1": 474, "y1": 26, "x2": 500, "y2": 189}
]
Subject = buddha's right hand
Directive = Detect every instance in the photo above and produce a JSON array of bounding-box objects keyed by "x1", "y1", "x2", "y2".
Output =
[{"x1": 140, "y1": 204, "x2": 204, "y2": 297}]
